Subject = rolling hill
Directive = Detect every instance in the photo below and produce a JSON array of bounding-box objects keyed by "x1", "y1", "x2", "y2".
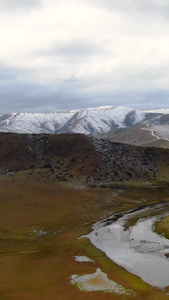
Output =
[{"x1": 1, "y1": 132, "x2": 169, "y2": 187}]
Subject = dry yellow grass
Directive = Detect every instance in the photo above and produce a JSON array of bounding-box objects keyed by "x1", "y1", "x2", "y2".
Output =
[
  {"x1": 0, "y1": 176, "x2": 168, "y2": 299},
  {"x1": 155, "y1": 215, "x2": 169, "y2": 239}
]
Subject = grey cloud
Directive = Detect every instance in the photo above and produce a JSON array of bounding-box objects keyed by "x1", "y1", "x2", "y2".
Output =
[
  {"x1": 55, "y1": 41, "x2": 101, "y2": 56},
  {"x1": 0, "y1": 64, "x2": 169, "y2": 113},
  {"x1": 85, "y1": 0, "x2": 169, "y2": 17},
  {"x1": 42, "y1": 40, "x2": 103, "y2": 61},
  {"x1": 0, "y1": 0, "x2": 43, "y2": 12},
  {"x1": 0, "y1": 72, "x2": 169, "y2": 113},
  {"x1": 0, "y1": 73, "x2": 86, "y2": 113},
  {"x1": 0, "y1": 65, "x2": 27, "y2": 81},
  {"x1": 92, "y1": 89, "x2": 169, "y2": 110},
  {"x1": 123, "y1": 65, "x2": 167, "y2": 81}
]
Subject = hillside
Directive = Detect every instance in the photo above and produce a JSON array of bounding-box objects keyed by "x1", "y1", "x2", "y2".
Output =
[
  {"x1": 1, "y1": 132, "x2": 169, "y2": 187},
  {"x1": 0, "y1": 133, "x2": 99, "y2": 182},
  {"x1": 96, "y1": 125, "x2": 169, "y2": 148},
  {"x1": 1, "y1": 106, "x2": 169, "y2": 147}
]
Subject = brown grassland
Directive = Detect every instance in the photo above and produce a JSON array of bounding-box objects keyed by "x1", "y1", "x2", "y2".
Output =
[
  {"x1": 1, "y1": 133, "x2": 169, "y2": 299},
  {"x1": 0, "y1": 173, "x2": 169, "y2": 299}
]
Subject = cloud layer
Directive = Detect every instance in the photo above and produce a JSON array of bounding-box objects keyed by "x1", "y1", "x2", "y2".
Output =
[
  {"x1": 0, "y1": 0, "x2": 169, "y2": 112},
  {"x1": 0, "y1": 0, "x2": 43, "y2": 12}
]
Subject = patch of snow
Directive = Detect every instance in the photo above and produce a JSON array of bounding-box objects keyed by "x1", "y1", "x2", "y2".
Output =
[
  {"x1": 75, "y1": 256, "x2": 94, "y2": 263},
  {"x1": 141, "y1": 127, "x2": 160, "y2": 140},
  {"x1": 145, "y1": 108, "x2": 169, "y2": 114},
  {"x1": 133, "y1": 110, "x2": 146, "y2": 124},
  {"x1": 70, "y1": 268, "x2": 134, "y2": 295},
  {"x1": 85, "y1": 106, "x2": 113, "y2": 111},
  {"x1": 143, "y1": 125, "x2": 169, "y2": 141},
  {"x1": 150, "y1": 130, "x2": 160, "y2": 139},
  {"x1": 33, "y1": 229, "x2": 47, "y2": 237}
]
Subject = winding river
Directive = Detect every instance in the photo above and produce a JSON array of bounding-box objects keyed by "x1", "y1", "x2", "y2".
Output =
[{"x1": 85, "y1": 203, "x2": 169, "y2": 289}]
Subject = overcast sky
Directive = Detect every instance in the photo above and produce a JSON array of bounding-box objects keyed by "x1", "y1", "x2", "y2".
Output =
[{"x1": 1, "y1": 0, "x2": 169, "y2": 113}]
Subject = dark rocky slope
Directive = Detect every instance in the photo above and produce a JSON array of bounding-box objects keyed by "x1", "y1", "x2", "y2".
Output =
[{"x1": 0, "y1": 133, "x2": 168, "y2": 187}]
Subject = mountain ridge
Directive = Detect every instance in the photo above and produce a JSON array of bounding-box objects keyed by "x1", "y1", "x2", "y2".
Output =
[{"x1": 1, "y1": 106, "x2": 169, "y2": 145}]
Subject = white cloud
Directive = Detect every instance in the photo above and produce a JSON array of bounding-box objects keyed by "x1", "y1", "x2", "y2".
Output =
[{"x1": 0, "y1": 0, "x2": 169, "y2": 111}]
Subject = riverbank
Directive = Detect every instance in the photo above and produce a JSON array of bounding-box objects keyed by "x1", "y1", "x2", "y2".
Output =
[{"x1": 85, "y1": 203, "x2": 169, "y2": 289}]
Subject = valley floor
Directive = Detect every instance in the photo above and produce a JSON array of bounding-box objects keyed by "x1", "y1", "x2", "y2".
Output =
[{"x1": 0, "y1": 175, "x2": 169, "y2": 299}]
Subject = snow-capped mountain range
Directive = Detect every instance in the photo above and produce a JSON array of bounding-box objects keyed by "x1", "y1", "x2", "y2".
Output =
[{"x1": 1, "y1": 106, "x2": 169, "y2": 141}]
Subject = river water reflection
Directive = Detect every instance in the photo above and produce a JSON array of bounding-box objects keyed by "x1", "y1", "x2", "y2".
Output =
[{"x1": 86, "y1": 203, "x2": 169, "y2": 288}]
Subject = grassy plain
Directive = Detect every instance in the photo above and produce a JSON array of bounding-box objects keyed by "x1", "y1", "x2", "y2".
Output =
[
  {"x1": 0, "y1": 174, "x2": 169, "y2": 299},
  {"x1": 155, "y1": 215, "x2": 169, "y2": 239}
]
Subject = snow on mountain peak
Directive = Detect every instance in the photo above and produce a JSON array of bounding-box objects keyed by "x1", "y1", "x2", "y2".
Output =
[
  {"x1": 85, "y1": 106, "x2": 113, "y2": 111},
  {"x1": 144, "y1": 108, "x2": 169, "y2": 115},
  {"x1": 0, "y1": 105, "x2": 169, "y2": 135}
]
